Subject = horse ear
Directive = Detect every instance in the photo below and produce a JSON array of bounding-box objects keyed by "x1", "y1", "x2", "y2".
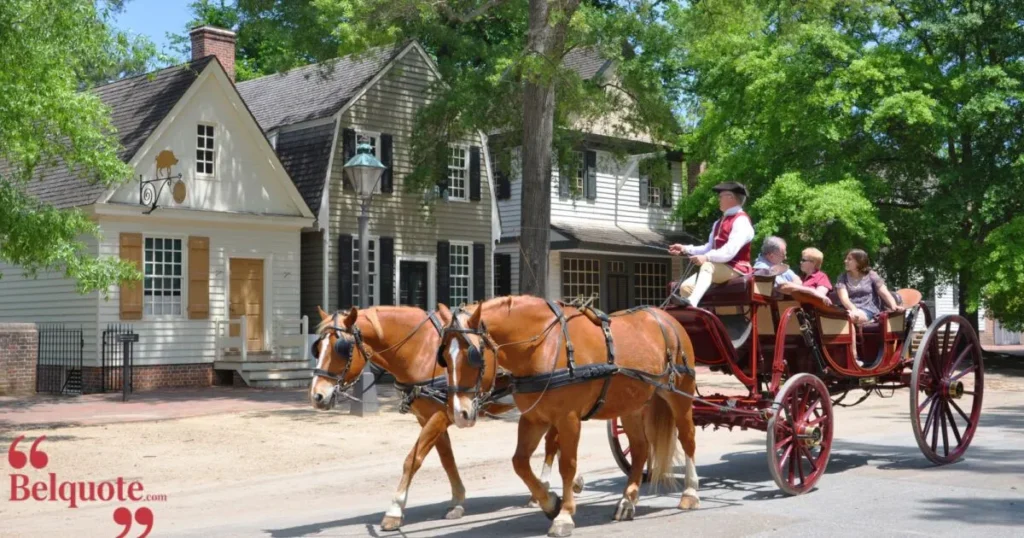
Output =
[
  {"x1": 468, "y1": 303, "x2": 483, "y2": 328},
  {"x1": 317, "y1": 305, "x2": 330, "y2": 321},
  {"x1": 436, "y1": 303, "x2": 452, "y2": 323},
  {"x1": 344, "y1": 307, "x2": 358, "y2": 328}
]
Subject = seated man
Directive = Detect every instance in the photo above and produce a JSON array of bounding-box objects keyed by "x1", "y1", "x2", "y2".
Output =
[
  {"x1": 668, "y1": 182, "x2": 754, "y2": 308},
  {"x1": 752, "y1": 236, "x2": 802, "y2": 287}
]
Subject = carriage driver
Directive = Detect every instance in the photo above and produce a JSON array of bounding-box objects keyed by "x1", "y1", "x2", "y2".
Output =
[{"x1": 668, "y1": 181, "x2": 754, "y2": 308}]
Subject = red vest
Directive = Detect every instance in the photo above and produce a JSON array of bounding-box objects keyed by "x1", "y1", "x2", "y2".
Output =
[{"x1": 712, "y1": 211, "x2": 753, "y2": 274}]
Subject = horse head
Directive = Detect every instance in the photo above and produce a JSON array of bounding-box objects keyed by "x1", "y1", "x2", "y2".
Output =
[
  {"x1": 437, "y1": 301, "x2": 495, "y2": 428},
  {"x1": 309, "y1": 305, "x2": 375, "y2": 410}
]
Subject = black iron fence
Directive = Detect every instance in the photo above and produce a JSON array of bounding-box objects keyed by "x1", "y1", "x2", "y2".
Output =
[
  {"x1": 36, "y1": 324, "x2": 83, "y2": 395},
  {"x1": 102, "y1": 324, "x2": 136, "y2": 396}
]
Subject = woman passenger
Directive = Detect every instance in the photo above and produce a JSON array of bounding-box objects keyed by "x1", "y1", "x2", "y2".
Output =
[{"x1": 835, "y1": 249, "x2": 903, "y2": 325}]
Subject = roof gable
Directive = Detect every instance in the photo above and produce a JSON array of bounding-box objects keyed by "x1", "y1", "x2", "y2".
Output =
[{"x1": 1, "y1": 57, "x2": 215, "y2": 209}]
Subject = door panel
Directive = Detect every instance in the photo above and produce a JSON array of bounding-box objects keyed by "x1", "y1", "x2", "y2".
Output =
[
  {"x1": 607, "y1": 274, "x2": 629, "y2": 312},
  {"x1": 229, "y1": 258, "x2": 264, "y2": 352},
  {"x1": 399, "y1": 261, "x2": 429, "y2": 310}
]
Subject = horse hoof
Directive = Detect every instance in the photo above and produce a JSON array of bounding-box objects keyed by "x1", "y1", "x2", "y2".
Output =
[
  {"x1": 547, "y1": 518, "x2": 575, "y2": 537},
  {"x1": 380, "y1": 515, "x2": 403, "y2": 531},
  {"x1": 526, "y1": 498, "x2": 540, "y2": 508},
  {"x1": 678, "y1": 494, "x2": 700, "y2": 510},
  {"x1": 573, "y1": 474, "x2": 585, "y2": 494},
  {"x1": 542, "y1": 492, "x2": 562, "y2": 520},
  {"x1": 445, "y1": 505, "x2": 465, "y2": 520},
  {"x1": 613, "y1": 498, "x2": 635, "y2": 521}
]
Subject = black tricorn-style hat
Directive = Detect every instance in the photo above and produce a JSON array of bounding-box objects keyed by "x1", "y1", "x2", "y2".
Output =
[{"x1": 711, "y1": 181, "x2": 748, "y2": 197}]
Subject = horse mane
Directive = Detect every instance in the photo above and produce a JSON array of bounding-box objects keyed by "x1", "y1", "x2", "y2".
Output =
[{"x1": 365, "y1": 308, "x2": 384, "y2": 340}]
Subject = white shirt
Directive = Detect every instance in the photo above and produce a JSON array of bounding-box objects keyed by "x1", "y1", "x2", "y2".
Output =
[{"x1": 684, "y1": 206, "x2": 755, "y2": 263}]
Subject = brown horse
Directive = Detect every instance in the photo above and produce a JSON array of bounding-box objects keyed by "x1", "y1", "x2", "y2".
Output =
[
  {"x1": 436, "y1": 297, "x2": 700, "y2": 537},
  {"x1": 308, "y1": 305, "x2": 571, "y2": 530}
]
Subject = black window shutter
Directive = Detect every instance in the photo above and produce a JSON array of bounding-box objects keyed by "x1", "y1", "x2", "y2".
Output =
[
  {"x1": 495, "y1": 253, "x2": 511, "y2": 296},
  {"x1": 437, "y1": 241, "x2": 451, "y2": 307},
  {"x1": 494, "y1": 150, "x2": 511, "y2": 200},
  {"x1": 639, "y1": 175, "x2": 649, "y2": 207},
  {"x1": 338, "y1": 234, "x2": 353, "y2": 309},
  {"x1": 380, "y1": 134, "x2": 394, "y2": 194},
  {"x1": 342, "y1": 128, "x2": 356, "y2": 191},
  {"x1": 473, "y1": 243, "x2": 486, "y2": 300},
  {"x1": 470, "y1": 146, "x2": 481, "y2": 201},
  {"x1": 585, "y1": 150, "x2": 597, "y2": 200},
  {"x1": 662, "y1": 158, "x2": 673, "y2": 208},
  {"x1": 379, "y1": 236, "x2": 395, "y2": 305}
]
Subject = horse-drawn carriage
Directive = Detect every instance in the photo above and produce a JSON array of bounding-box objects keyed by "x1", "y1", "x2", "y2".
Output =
[{"x1": 608, "y1": 274, "x2": 985, "y2": 495}]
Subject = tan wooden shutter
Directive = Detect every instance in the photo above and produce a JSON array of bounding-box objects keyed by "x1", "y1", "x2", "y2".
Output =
[
  {"x1": 119, "y1": 233, "x2": 144, "y2": 320},
  {"x1": 188, "y1": 236, "x2": 210, "y2": 319}
]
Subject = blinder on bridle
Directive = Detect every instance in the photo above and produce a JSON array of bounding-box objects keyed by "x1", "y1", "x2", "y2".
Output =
[
  {"x1": 438, "y1": 308, "x2": 496, "y2": 409},
  {"x1": 312, "y1": 311, "x2": 369, "y2": 393}
]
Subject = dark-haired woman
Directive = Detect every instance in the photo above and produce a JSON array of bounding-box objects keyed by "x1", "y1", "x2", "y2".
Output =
[{"x1": 835, "y1": 249, "x2": 903, "y2": 325}]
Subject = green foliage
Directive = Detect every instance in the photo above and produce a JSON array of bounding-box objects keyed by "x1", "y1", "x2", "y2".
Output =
[
  {"x1": 673, "y1": 0, "x2": 1024, "y2": 324},
  {"x1": 0, "y1": 0, "x2": 145, "y2": 295},
  {"x1": 975, "y1": 217, "x2": 1024, "y2": 332}
]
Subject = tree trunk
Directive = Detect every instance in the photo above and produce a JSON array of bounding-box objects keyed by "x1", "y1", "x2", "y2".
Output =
[
  {"x1": 957, "y1": 266, "x2": 979, "y2": 334},
  {"x1": 517, "y1": 0, "x2": 579, "y2": 298}
]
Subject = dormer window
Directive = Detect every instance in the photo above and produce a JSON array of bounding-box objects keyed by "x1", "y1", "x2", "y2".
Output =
[{"x1": 197, "y1": 124, "x2": 215, "y2": 175}]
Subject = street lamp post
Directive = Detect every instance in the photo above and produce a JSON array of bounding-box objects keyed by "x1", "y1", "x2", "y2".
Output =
[{"x1": 343, "y1": 142, "x2": 387, "y2": 417}]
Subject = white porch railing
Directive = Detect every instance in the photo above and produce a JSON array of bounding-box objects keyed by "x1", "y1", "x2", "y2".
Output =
[{"x1": 215, "y1": 315, "x2": 309, "y2": 362}]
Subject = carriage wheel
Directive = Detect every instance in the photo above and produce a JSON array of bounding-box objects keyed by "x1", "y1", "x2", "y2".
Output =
[
  {"x1": 766, "y1": 373, "x2": 834, "y2": 495},
  {"x1": 910, "y1": 314, "x2": 985, "y2": 465},
  {"x1": 606, "y1": 418, "x2": 650, "y2": 483}
]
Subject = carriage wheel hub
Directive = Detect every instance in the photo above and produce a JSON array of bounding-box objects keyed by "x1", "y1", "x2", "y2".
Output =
[
  {"x1": 944, "y1": 380, "x2": 964, "y2": 399},
  {"x1": 797, "y1": 424, "x2": 823, "y2": 448}
]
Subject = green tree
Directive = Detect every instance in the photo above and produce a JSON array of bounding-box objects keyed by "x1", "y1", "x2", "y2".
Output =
[
  {"x1": 674, "y1": 0, "x2": 1024, "y2": 331},
  {"x1": 0, "y1": 0, "x2": 151, "y2": 294},
  {"x1": 177, "y1": 0, "x2": 688, "y2": 297}
]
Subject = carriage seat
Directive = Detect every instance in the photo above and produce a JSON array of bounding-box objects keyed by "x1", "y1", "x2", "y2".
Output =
[{"x1": 666, "y1": 275, "x2": 760, "y2": 308}]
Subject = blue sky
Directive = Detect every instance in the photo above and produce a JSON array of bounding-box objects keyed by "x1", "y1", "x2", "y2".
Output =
[{"x1": 113, "y1": 0, "x2": 194, "y2": 58}]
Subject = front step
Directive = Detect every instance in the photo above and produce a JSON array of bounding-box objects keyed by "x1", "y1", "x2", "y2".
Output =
[{"x1": 214, "y1": 354, "x2": 313, "y2": 389}]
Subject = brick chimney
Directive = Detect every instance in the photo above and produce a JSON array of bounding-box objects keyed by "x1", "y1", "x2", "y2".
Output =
[{"x1": 189, "y1": 26, "x2": 237, "y2": 82}]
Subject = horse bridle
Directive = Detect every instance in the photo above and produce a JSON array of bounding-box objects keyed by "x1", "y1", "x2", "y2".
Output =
[
  {"x1": 312, "y1": 311, "x2": 375, "y2": 395},
  {"x1": 438, "y1": 308, "x2": 499, "y2": 410}
]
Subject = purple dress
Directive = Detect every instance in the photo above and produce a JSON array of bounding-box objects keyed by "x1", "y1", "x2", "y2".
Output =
[{"x1": 836, "y1": 270, "x2": 885, "y2": 320}]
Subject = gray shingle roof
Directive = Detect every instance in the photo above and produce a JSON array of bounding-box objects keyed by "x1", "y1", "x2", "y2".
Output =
[
  {"x1": 1, "y1": 57, "x2": 215, "y2": 209},
  {"x1": 237, "y1": 44, "x2": 406, "y2": 132},
  {"x1": 273, "y1": 120, "x2": 336, "y2": 214},
  {"x1": 551, "y1": 220, "x2": 698, "y2": 255},
  {"x1": 562, "y1": 47, "x2": 612, "y2": 80}
]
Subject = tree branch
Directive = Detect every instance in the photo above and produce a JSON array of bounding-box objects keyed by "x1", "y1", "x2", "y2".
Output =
[{"x1": 438, "y1": 0, "x2": 509, "y2": 23}]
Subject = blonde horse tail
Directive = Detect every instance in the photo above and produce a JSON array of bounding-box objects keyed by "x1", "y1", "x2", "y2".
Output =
[{"x1": 644, "y1": 395, "x2": 681, "y2": 492}]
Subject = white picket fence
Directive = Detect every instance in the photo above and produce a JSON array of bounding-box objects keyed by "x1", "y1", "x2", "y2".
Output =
[{"x1": 214, "y1": 315, "x2": 309, "y2": 362}]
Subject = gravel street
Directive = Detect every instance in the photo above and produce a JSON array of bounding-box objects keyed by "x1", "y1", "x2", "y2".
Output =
[{"x1": 2, "y1": 369, "x2": 1023, "y2": 538}]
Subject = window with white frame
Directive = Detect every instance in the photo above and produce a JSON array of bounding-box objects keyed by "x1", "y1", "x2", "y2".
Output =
[
  {"x1": 562, "y1": 258, "x2": 600, "y2": 309},
  {"x1": 448, "y1": 145, "x2": 468, "y2": 200},
  {"x1": 197, "y1": 124, "x2": 215, "y2": 175},
  {"x1": 647, "y1": 180, "x2": 663, "y2": 206},
  {"x1": 449, "y1": 243, "x2": 472, "y2": 306},
  {"x1": 144, "y1": 237, "x2": 183, "y2": 316},
  {"x1": 352, "y1": 239, "x2": 378, "y2": 306},
  {"x1": 634, "y1": 261, "x2": 669, "y2": 306},
  {"x1": 567, "y1": 151, "x2": 584, "y2": 193}
]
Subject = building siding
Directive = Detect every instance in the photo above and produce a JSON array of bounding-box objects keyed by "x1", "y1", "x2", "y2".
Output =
[
  {"x1": 97, "y1": 218, "x2": 304, "y2": 366},
  {"x1": 0, "y1": 237, "x2": 100, "y2": 365},
  {"x1": 325, "y1": 50, "x2": 493, "y2": 309}
]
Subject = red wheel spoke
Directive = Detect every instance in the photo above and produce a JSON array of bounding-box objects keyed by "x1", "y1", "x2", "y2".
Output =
[
  {"x1": 950, "y1": 399, "x2": 972, "y2": 426},
  {"x1": 946, "y1": 344, "x2": 972, "y2": 377},
  {"x1": 922, "y1": 397, "x2": 939, "y2": 437},
  {"x1": 799, "y1": 445, "x2": 819, "y2": 473},
  {"x1": 796, "y1": 445, "x2": 806, "y2": 485},
  {"x1": 775, "y1": 435, "x2": 794, "y2": 452},
  {"x1": 930, "y1": 398, "x2": 940, "y2": 453},
  {"x1": 623, "y1": 446, "x2": 631, "y2": 458},
  {"x1": 807, "y1": 414, "x2": 828, "y2": 426},
  {"x1": 939, "y1": 405, "x2": 950, "y2": 457},
  {"x1": 917, "y1": 391, "x2": 936, "y2": 414},
  {"x1": 943, "y1": 402, "x2": 962, "y2": 445},
  {"x1": 944, "y1": 330, "x2": 965, "y2": 372},
  {"x1": 951, "y1": 364, "x2": 977, "y2": 382},
  {"x1": 800, "y1": 396, "x2": 822, "y2": 423}
]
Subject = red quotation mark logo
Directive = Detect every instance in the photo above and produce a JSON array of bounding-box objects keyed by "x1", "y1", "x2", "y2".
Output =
[
  {"x1": 7, "y1": 435, "x2": 48, "y2": 469},
  {"x1": 114, "y1": 506, "x2": 154, "y2": 538}
]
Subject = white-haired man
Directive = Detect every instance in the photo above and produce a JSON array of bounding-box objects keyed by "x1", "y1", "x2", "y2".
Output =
[{"x1": 668, "y1": 182, "x2": 754, "y2": 308}]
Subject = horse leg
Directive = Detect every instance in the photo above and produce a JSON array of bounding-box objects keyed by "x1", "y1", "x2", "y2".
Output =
[
  {"x1": 613, "y1": 410, "x2": 649, "y2": 522},
  {"x1": 666, "y1": 391, "x2": 700, "y2": 510},
  {"x1": 528, "y1": 426, "x2": 560, "y2": 508},
  {"x1": 381, "y1": 409, "x2": 449, "y2": 531},
  {"x1": 512, "y1": 418, "x2": 561, "y2": 520},
  {"x1": 433, "y1": 429, "x2": 468, "y2": 519},
  {"x1": 548, "y1": 414, "x2": 582, "y2": 537}
]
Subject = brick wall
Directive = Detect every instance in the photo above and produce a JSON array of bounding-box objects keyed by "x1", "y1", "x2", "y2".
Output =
[
  {"x1": 189, "y1": 26, "x2": 236, "y2": 81},
  {"x1": 0, "y1": 323, "x2": 37, "y2": 396},
  {"x1": 81, "y1": 364, "x2": 213, "y2": 393}
]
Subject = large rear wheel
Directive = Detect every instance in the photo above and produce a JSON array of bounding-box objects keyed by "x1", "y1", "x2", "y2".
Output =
[
  {"x1": 607, "y1": 418, "x2": 650, "y2": 483},
  {"x1": 766, "y1": 373, "x2": 834, "y2": 495},
  {"x1": 910, "y1": 314, "x2": 984, "y2": 465}
]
